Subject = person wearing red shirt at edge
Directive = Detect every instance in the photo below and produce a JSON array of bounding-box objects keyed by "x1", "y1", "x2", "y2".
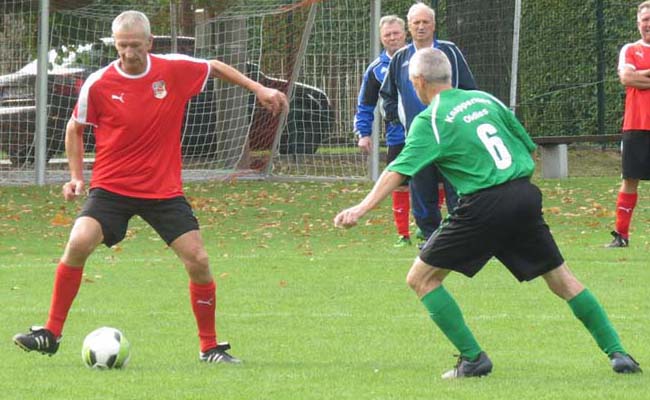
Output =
[
  {"x1": 607, "y1": 1, "x2": 650, "y2": 248},
  {"x1": 13, "y1": 10, "x2": 288, "y2": 364}
]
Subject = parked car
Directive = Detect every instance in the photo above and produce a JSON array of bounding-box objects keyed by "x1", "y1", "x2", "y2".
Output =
[{"x1": 0, "y1": 36, "x2": 334, "y2": 165}]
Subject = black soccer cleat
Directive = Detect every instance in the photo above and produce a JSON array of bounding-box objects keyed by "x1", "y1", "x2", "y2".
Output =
[
  {"x1": 13, "y1": 326, "x2": 60, "y2": 356},
  {"x1": 199, "y1": 342, "x2": 241, "y2": 364},
  {"x1": 606, "y1": 231, "x2": 629, "y2": 248},
  {"x1": 610, "y1": 352, "x2": 641, "y2": 374},
  {"x1": 441, "y1": 351, "x2": 493, "y2": 379}
]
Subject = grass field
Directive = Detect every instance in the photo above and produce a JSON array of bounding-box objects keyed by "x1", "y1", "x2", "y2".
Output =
[{"x1": 1, "y1": 162, "x2": 649, "y2": 399}]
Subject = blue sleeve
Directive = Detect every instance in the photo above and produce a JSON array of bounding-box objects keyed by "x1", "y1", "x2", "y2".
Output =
[
  {"x1": 379, "y1": 55, "x2": 400, "y2": 124},
  {"x1": 452, "y1": 45, "x2": 477, "y2": 90},
  {"x1": 353, "y1": 65, "x2": 380, "y2": 136}
]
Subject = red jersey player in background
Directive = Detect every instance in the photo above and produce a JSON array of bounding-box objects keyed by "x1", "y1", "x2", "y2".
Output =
[
  {"x1": 607, "y1": 1, "x2": 650, "y2": 248},
  {"x1": 13, "y1": 10, "x2": 288, "y2": 363}
]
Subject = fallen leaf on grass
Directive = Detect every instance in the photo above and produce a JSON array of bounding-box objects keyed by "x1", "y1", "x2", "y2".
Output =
[{"x1": 50, "y1": 213, "x2": 72, "y2": 226}]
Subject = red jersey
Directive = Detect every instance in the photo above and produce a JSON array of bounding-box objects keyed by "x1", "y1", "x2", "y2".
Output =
[
  {"x1": 618, "y1": 40, "x2": 650, "y2": 131},
  {"x1": 73, "y1": 54, "x2": 210, "y2": 198}
]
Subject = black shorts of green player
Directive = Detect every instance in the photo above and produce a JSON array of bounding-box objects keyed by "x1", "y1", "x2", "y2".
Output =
[
  {"x1": 79, "y1": 188, "x2": 199, "y2": 247},
  {"x1": 419, "y1": 178, "x2": 563, "y2": 281},
  {"x1": 621, "y1": 130, "x2": 650, "y2": 180}
]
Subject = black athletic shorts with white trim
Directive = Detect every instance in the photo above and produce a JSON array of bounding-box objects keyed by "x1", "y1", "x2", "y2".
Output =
[
  {"x1": 419, "y1": 178, "x2": 564, "y2": 282},
  {"x1": 622, "y1": 130, "x2": 650, "y2": 180},
  {"x1": 79, "y1": 188, "x2": 199, "y2": 247}
]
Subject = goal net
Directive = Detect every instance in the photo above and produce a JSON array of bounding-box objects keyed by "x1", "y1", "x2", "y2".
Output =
[{"x1": 0, "y1": 0, "x2": 332, "y2": 183}]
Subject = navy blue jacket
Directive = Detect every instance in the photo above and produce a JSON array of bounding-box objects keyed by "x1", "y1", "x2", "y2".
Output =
[
  {"x1": 353, "y1": 50, "x2": 406, "y2": 146},
  {"x1": 380, "y1": 40, "x2": 477, "y2": 131}
]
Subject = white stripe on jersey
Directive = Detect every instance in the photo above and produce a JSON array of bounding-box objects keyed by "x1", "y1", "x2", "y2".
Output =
[
  {"x1": 618, "y1": 43, "x2": 636, "y2": 72},
  {"x1": 75, "y1": 63, "x2": 113, "y2": 126},
  {"x1": 480, "y1": 90, "x2": 510, "y2": 112},
  {"x1": 430, "y1": 94, "x2": 441, "y2": 144},
  {"x1": 154, "y1": 53, "x2": 211, "y2": 92}
]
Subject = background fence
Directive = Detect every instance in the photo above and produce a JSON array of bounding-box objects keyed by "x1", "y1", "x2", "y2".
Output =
[{"x1": 0, "y1": 0, "x2": 642, "y2": 184}]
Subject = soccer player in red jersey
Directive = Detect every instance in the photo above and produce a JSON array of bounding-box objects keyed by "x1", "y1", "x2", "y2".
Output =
[
  {"x1": 607, "y1": 1, "x2": 650, "y2": 248},
  {"x1": 13, "y1": 10, "x2": 288, "y2": 363}
]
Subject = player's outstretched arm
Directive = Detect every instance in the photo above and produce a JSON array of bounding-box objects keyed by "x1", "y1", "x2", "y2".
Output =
[
  {"x1": 63, "y1": 118, "x2": 86, "y2": 201},
  {"x1": 207, "y1": 59, "x2": 288, "y2": 116},
  {"x1": 334, "y1": 170, "x2": 406, "y2": 228}
]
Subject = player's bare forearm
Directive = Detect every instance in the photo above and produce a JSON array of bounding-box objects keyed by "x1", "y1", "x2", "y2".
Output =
[
  {"x1": 65, "y1": 118, "x2": 85, "y2": 180},
  {"x1": 207, "y1": 59, "x2": 288, "y2": 115},
  {"x1": 334, "y1": 170, "x2": 407, "y2": 228},
  {"x1": 63, "y1": 118, "x2": 86, "y2": 200}
]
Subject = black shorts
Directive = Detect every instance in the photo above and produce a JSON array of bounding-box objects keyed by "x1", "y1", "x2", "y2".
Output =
[
  {"x1": 387, "y1": 143, "x2": 408, "y2": 188},
  {"x1": 79, "y1": 188, "x2": 199, "y2": 247},
  {"x1": 622, "y1": 130, "x2": 650, "y2": 180},
  {"x1": 419, "y1": 178, "x2": 564, "y2": 282}
]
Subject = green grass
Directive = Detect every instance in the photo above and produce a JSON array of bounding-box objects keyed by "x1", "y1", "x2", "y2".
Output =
[{"x1": 1, "y1": 170, "x2": 649, "y2": 399}]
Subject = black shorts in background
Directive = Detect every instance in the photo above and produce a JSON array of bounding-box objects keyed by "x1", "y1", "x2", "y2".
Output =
[
  {"x1": 419, "y1": 178, "x2": 564, "y2": 282},
  {"x1": 622, "y1": 130, "x2": 650, "y2": 180},
  {"x1": 79, "y1": 188, "x2": 199, "y2": 247},
  {"x1": 387, "y1": 143, "x2": 408, "y2": 188}
]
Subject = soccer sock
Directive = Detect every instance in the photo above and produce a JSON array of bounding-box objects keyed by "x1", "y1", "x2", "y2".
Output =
[
  {"x1": 45, "y1": 262, "x2": 84, "y2": 337},
  {"x1": 615, "y1": 192, "x2": 637, "y2": 239},
  {"x1": 421, "y1": 285, "x2": 482, "y2": 360},
  {"x1": 438, "y1": 185, "x2": 445, "y2": 209},
  {"x1": 189, "y1": 280, "x2": 218, "y2": 352},
  {"x1": 392, "y1": 190, "x2": 410, "y2": 237},
  {"x1": 568, "y1": 288, "x2": 625, "y2": 356}
]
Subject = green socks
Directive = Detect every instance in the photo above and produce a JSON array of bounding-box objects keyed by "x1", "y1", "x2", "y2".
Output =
[
  {"x1": 421, "y1": 285, "x2": 482, "y2": 360},
  {"x1": 568, "y1": 289, "x2": 625, "y2": 356}
]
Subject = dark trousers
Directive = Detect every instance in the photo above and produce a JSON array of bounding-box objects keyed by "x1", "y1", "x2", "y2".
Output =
[{"x1": 409, "y1": 163, "x2": 459, "y2": 239}]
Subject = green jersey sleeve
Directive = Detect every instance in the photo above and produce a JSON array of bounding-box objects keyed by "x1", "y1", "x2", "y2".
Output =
[{"x1": 387, "y1": 111, "x2": 439, "y2": 177}]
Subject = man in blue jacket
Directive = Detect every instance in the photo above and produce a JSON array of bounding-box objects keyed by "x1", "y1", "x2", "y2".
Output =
[
  {"x1": 354, "y1": 15, "x2": 411, "y2": 247},
  {"x1": 380, "y1": 3, "x2": 477, "y2": 242}
]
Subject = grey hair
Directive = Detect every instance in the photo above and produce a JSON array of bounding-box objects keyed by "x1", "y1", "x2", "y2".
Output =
[
  {"x1": 639, "y1": 1, "x2": 650, "y2": 18},
  {"x1": 112, "y1": 10, "x2": 151, "y2": 36},
  {"x1": 379, "y1": 15, "x2": 405, "y2": 31},
  {"x1": 409, "y1": 48, "x2": 451, "y2": 85},
  {"x1": 407, "y1": 2, "x2": 435, "y2": 22}
]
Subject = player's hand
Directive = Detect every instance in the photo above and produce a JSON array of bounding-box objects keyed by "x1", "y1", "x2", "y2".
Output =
[
  {"x1": 334, "y1": 205, "x2": 365, "y2": 229},
  {"x1": 257, "y1": 87, "x2": 289, "y2": 116},
  {"x1": 357, "y1": 136, "x2": 372, "y2": 153},
  {"x1": 62, "y1": 179, "x2": 84, "y2": 201}
]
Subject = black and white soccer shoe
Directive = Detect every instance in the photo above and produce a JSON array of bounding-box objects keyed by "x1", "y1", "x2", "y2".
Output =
[
  {"x1": 199, "y1": 342, "x2": 241, "y2": 364},
  {"x1": 441, "y1": 351, "x2": 493, "y2": 379},
  {"x1": 610, "y1": 352, "x2": 641, "y2": 374},
  {"x1": 13, "y1": 326, "x2": 60, "y2": 356}
]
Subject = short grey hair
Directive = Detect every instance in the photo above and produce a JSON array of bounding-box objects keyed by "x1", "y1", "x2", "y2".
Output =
[
  {"x1": 407, "y1": 2, "x2": 435, "y2": 22},
  {"x1": 409, "y1": 48, "x2": 451, "y2": 85},
  {"x1": 112, "y1": 10, "x2": 151, "y2": 36},
  {"x1": 379, "y1": 15, "x2": 405, "y2": 31},
  {"x1": 639, "y1": 1, "x2": 650, "y2": 18}
]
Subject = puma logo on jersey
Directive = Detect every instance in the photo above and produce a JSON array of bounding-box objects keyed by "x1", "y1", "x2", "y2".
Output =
[
  {"x1": 635, "y1": 51, "x2": 644, "y2": 58},
  {"x1": 618, "y1": 206, "x2": 633, "y2": 213},
  {"x1": 111, "y1": 93, "x2": 125, "y2": 103}
]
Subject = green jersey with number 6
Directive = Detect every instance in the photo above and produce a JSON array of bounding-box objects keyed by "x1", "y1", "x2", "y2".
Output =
[{"x1": 387, "y1": 88, "x2": 537, "y2": 196}]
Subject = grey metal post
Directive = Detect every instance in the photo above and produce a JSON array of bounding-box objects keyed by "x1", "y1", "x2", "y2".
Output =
[
  {"x1": 509, "y1": 0, "x2": 521, "y2": 111},
  {"x1": 35, "y1": 0, "x2": 50, "y2": 185},
  {"x1": 369, "y1": 0, "x2": 381, "y2": 182},
  {"x1": 170, "y1": 0, "x2": 178, "y2": 53}
]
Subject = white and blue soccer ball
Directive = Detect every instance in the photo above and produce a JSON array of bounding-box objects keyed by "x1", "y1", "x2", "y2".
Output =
[{"x1": 81, "y1": 327, "x2": 131, "y2": 369}]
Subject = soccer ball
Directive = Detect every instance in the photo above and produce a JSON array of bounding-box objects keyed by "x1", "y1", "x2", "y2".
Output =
[{"x1": 81, "y1": 327, "x2": 131, "y2": 369}]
